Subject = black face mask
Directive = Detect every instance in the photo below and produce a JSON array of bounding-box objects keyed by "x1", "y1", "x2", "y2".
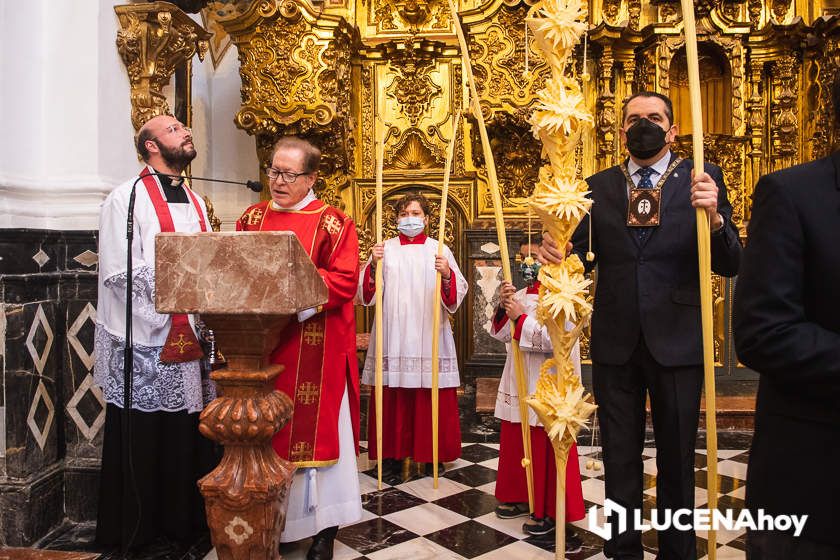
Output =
[{"x1": 625, "y1": 118, "x2": 668, "y2": 160}]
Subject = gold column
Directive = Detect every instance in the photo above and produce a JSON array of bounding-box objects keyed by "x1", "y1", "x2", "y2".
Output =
[
  {"x1": 745, "y1": 59, "x2": 766, "y2": 221},
  {"x1": 769, "y1": 53, "x2": 800, "y2": 171},
  {"x1": 213, "y1": 0, "x2": 358, "y2": 212}
]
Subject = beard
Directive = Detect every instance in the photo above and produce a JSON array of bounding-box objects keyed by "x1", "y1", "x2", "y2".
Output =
[{"x1": 157, "y1": 140, "x2": 197, "y2": 171}]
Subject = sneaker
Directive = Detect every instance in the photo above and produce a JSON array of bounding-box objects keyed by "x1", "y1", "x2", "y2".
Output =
[
  {"x1": 522, "y1": 515, "x2": 556, "y2": 536},
  {"x1": 565, "y1": 526, "x2": 583, "y2": 554},
  {"x1": 494, "y1": 502, "x2": 530, "y2": 519}
]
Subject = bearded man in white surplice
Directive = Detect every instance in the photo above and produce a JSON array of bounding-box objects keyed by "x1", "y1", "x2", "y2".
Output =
[
  {"x1": 358, "y1": 193, "x2": 468, "y2": 483},
  {"x1": 94, "y1": 115, "x2": 217, "y2": 550}
]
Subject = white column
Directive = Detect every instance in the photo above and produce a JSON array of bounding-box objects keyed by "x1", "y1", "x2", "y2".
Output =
[{"x1": 0, "y1": 0, "x2": 138, "y2": 230}]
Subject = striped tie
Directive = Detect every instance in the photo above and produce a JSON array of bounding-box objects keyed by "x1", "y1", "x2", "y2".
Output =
[{"x1": 636, "y1": 167, "x2": 655, "y2": 242}]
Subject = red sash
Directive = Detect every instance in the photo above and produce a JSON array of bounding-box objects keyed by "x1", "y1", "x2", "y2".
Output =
[{"x1": 139, "y1": 167, "x2": 207, "y2": 363}]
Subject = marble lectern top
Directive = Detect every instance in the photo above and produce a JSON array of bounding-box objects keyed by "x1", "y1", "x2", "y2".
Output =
[{"x1": 155, "y1": 231, "x2": 328, "y2": 315}]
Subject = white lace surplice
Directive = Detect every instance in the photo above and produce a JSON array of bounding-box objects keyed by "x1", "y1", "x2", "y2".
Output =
[
  {"x1": 93, "y1": 171, "x2": 213, "y2": 413},
  {"x1": 489, "y1": 288, "x2": 581, "y2": 427}
]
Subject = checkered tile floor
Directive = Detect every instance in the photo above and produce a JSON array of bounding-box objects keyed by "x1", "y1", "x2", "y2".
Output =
[{"x1": 262, "y1": 442, "x2": 751, "y2": 560}]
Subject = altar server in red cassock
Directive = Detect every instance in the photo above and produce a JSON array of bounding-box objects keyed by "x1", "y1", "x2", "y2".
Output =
[
  {"x1": 237, "y1": 136, "x2": 361, "y2": 560},
  {"x1": 490, "y1": 236, "x2": 585, "y2": 553},
  {"x1": 358, "y1": 193, "x2": 468, "y2": 483}
]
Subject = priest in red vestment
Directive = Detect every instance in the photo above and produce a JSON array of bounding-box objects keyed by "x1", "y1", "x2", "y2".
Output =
[{"x1": 237, "y1": 136, "x2": 361, "y2": 560}]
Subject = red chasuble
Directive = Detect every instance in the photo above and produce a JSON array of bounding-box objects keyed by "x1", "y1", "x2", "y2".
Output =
[{"x1": 237, "y1": 199, "x2": 360, "y2": 467}]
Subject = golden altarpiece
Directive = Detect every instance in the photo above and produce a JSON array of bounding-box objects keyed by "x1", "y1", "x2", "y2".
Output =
[{"x1": 115, "y1": 0, "x2": 840, "y2": 398}]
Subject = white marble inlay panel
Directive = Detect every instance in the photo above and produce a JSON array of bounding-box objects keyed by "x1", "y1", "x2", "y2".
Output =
[
  {"x1": 66, "y1": 373, "x2": 106, "y2": 441},
  {"x1": 25, "y1": 304, "x2": 54, "y2": 374},
  {"x1": 73, "y1": 249, "x2": 99, "y2": 268},
  {"x1": 67, "y1": 303, "x2": 96, "y2": 370},
  {"x1": 26, "y1": 380, "x2": 55, "y2": 451}
]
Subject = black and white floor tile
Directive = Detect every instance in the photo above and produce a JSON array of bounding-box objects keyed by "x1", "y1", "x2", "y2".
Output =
[{"x1": 245, "y1": 443, "x2": 751, "y2": 560}]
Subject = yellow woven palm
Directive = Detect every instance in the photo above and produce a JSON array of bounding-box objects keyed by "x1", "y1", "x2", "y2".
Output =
[{"x1": 526, "y1": 0, "x2": 596, "y2": 452}]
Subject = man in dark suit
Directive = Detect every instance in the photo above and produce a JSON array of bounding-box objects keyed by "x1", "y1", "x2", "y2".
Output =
[
  {"x1": 733, "y1": 80, "x2": 840, "y2": 559},
  {"x1": 541, "y1": 91, "x2": 741, "y2": 559}
]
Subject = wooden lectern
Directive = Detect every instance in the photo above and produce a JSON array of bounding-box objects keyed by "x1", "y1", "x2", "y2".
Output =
[{"x1": 156, "y1": 231, "x2": 329, "y2": 560}]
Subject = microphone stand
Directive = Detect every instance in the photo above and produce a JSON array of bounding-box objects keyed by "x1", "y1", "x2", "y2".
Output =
[{"x1": 120, "y1": 171, "x2": 259, "y2": 552}]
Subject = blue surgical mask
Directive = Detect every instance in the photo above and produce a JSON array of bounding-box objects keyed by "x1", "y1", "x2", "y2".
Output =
[{"x1": 398, "y1": 216, "x2": 425, "y2": 237}]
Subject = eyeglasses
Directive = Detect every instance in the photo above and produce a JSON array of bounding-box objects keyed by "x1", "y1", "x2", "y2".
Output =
[
  {"x1": 267, "y1": 168, "x2": 310, "y2": 183},
  {"x1": 150, "y1": 123, "x2": 191, "y2": 143}
]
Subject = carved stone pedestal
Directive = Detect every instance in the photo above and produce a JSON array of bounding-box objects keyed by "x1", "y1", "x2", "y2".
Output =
[
  {"x1": 155, "y1": 231, "x2": 328, "y2": 560},
  {"x1": 198, "y1": 365, "x2": 294, "y2": 560}
]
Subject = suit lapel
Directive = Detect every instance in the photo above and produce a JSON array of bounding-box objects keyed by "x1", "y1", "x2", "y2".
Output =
[
  {"x1": 609, "y1": 163, "x2": 642, "y2": 249},
  {"x1": 658, "y1": 153, "x2": 685, "y2": 213}
]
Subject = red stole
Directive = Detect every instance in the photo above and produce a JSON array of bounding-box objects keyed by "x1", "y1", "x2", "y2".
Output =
[
  {"x1": 237, "y1": 199, "x2": 361, "y2": 467},
  {"x1": 139, "y1": 167, "x2": 207, "y2": 363}
]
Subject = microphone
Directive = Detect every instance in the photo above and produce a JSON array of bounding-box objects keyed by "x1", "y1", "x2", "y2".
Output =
[{"x1": 162, "y1": 172, "x2": 263, "y2": 192}]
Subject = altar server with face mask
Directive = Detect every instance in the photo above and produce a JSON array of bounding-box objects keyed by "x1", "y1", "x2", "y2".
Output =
[{"x1": 358, "y1": 192, "x2": 468, "y2": 483}]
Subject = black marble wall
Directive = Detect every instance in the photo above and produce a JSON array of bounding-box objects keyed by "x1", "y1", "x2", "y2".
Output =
[{"x1": 0, "y1": 229, "x2": 101, "y2": 545}]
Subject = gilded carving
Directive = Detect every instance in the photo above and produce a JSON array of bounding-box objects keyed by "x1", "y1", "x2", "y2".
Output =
[
  {"x1": 622, "y1": 57, "x2": 636, "y2": 95},
  {"x1": 628, "y1": 0, "x2": 642, "y2": 30},
  {"x1": 385, "y1": 41, "x2": 444, "y2": 127},
  {"x1": 114, "y1": 3, "x2": 211, "y2": 130},
  {"x1": 806, "y1": 26, "x2": 840, "y2": 161},
  {"x1": 203, "y1": 196, "x2": 223, "y2": 231},
  {"x1": 603, "y1": 0, "x2": 622, "y2": 25},
  {"x1": 371, "y1": 0, "x2": 450, "y2": 32},
  {"x1": 635, "y1": 50, "x2": 655, "y2": 92},
  {"x1": 718, "y1": 37, "x2": 746, "y2": 136},
  {"x1": 385, "y1": 129, "x2": 446, "y2": 169},
  {"x1": 595, "y1": 46, "x2": 617, "y2": 166},
  {"x1": 720, "y1": 1, "x2": 739, "y2": 21},
  {"x1": 770, "y1": 54, "x2": 799, "y2": 168},
  {"x1": 453, "y1": 64, "x2": 466, "y2": 177},
  {"x1": 694, "y1": 0, "x2": 718, "y2": 17},
  {"x1": 660, "y1": 4, "x2": 679, "y2": 23},
  {"x1": 356, "y1": 226, "x2": 375, "y2": 263},
  {"x1": 465, "y1": 4, "x2": 550, "y2": 114},
  {"x1": 749, "y1": 0, "x2": 763, "y2": 27},
  {"x1": 656, "y1": 36, "x2": 686, "y2": 95},
  {"x1": 470, "y1": 111, "x2": 543, "y2": 203},
  {"x1": 712, "y1": 275, "x2": 725, "y2": 365},
  {"x1": 219, "y1": 1, "x2": 356, "y2": 136},
  {"x1": 200, "y1": 1, "x2": 249, "y2": 68},
  {"x1": 361, "y1": 65, "x2": 375, "y2": 176},
  {"x1": 771, "y1": 0, "x2": 792, "y2": 23},
  {"x1": 745, "y1": 59, "x2": 765, "y2": 218},
  {"x1": 216, "y1": 1, "x2": 357, "y2": 207},
  {"x1": 672, "y1": 134, "x2": 749, "y2": 228}
]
